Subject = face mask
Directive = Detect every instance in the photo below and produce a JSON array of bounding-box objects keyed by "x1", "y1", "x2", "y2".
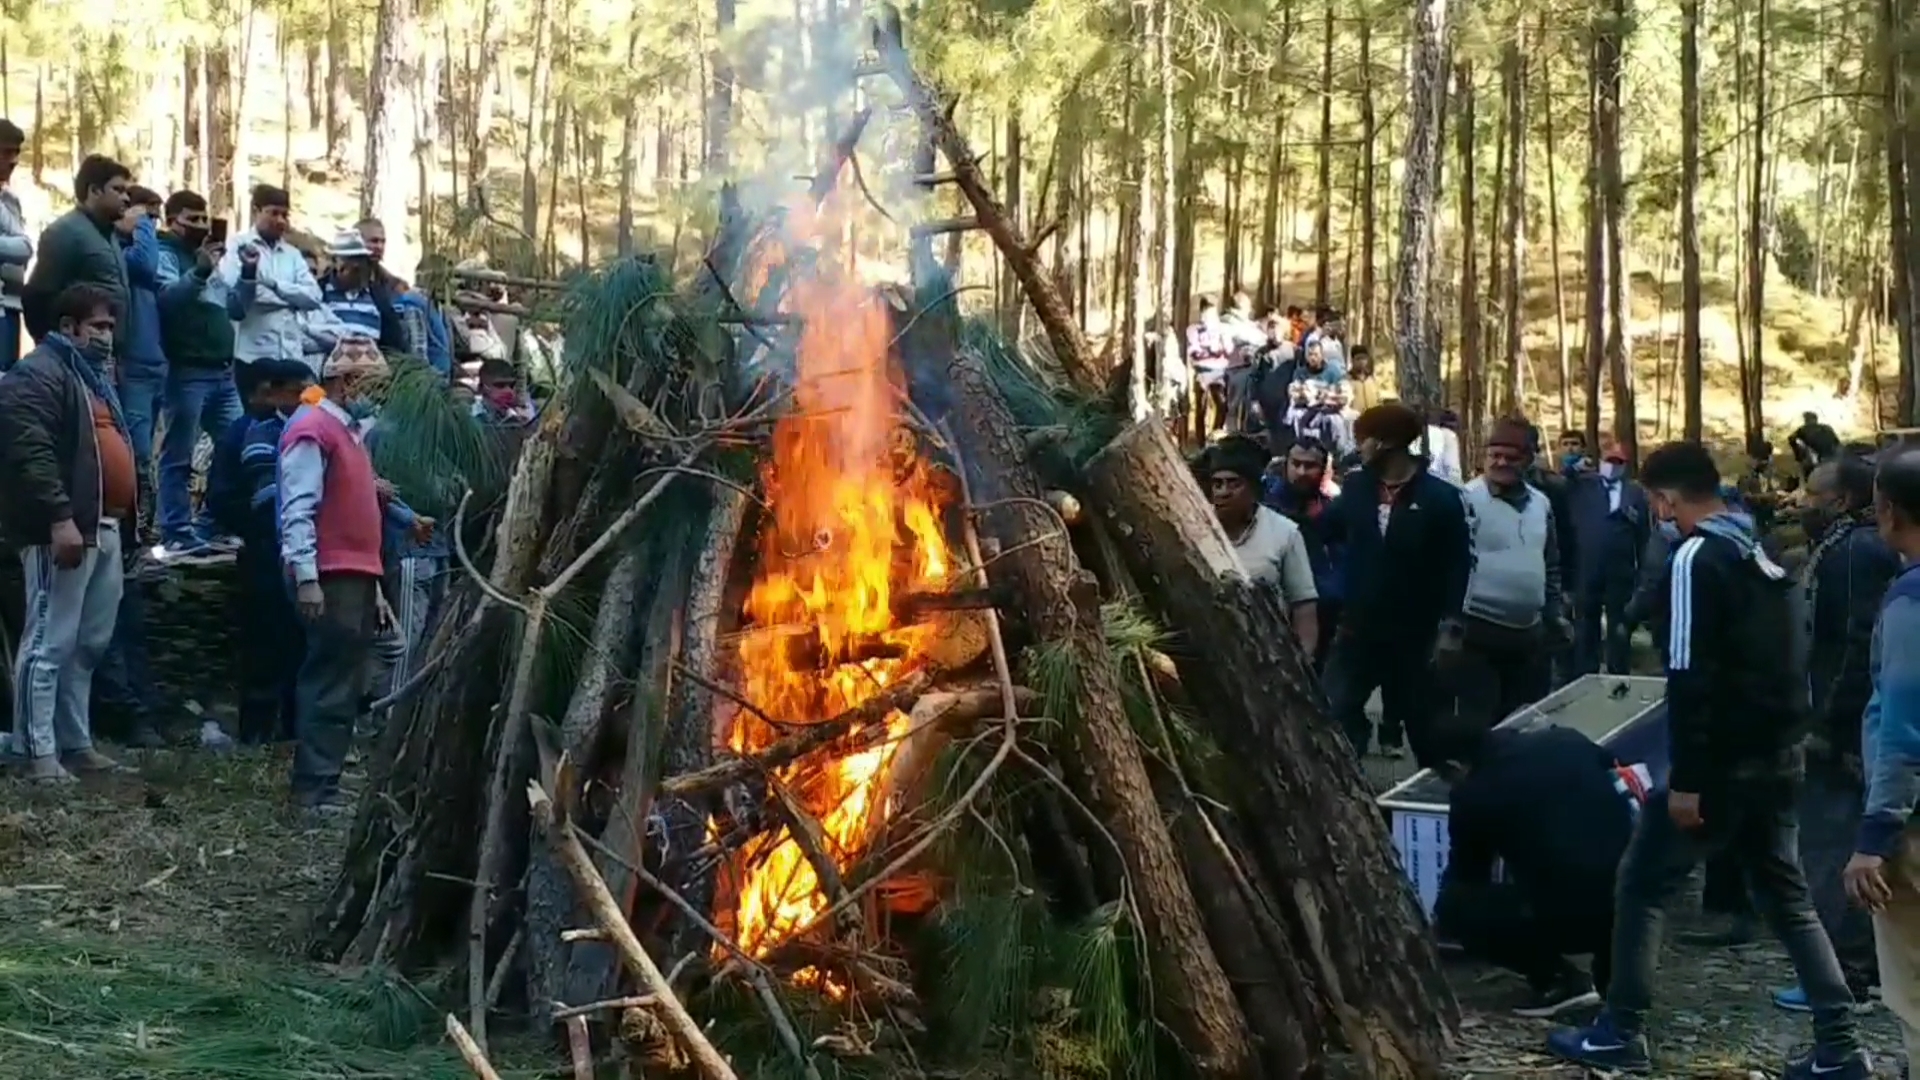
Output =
[
  {"x1": 1599, "y1": 461, "x2": 1624, "y2": 481},
  {"x1": 342, "y1": 398, "x2": 377, "y2": 421},
  {"x1": 1657, "y1": 520, "x2": 1681, "y2": 542},
  {"x1": 484, "y1": 387, "x2": 519, "y2": 411},
  {"x1": 178, "y1": 226, "x2": 209, "y2": 249},
  {"x1": 1561, "y1": 452, "x2": 1583, "y2": 472}
]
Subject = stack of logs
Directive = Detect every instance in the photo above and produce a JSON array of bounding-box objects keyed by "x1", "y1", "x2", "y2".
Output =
[{"x1": 316, "y1": 29, "x2": 1461, "y2": 1080}]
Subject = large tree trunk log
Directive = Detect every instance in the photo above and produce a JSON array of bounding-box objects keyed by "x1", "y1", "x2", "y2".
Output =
[
  {"x1": 525, "y1": 540, "x2": 646, "y2": 1019},
  {"x1": 1085, "y1": 418, "x2": 1456, "y2": 1079},
  {"x1": 944, "y1": 353, "x2": 1257, "y2": 1080}
]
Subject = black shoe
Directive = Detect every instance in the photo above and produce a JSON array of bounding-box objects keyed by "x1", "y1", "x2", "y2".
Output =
[{"x1": 1513, "y1": 970, "x2": 1601, "y2": 1019}]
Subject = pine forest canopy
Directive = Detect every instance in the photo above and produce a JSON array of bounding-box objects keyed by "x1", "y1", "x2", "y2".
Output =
[{"x1": 0, "y1": 0, "x2": 1915, "y2": 438}]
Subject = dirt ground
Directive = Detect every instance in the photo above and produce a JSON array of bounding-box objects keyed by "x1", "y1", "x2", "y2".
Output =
[{"x1": 0, "y1": 744, "x2": 1909, "y2": 1079}]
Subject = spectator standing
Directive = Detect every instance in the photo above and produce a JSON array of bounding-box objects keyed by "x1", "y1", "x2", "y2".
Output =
[
  {"x1": 0, "y1": 284, "x2": 135, "y2": 781},
  {"x1": 1185, "y1": 298, "x2": 1233, "y2": 438},
  {"x1": 115, "y1": 186, "x2": 165, "y2": 512},
  {"x1": 22, "y1": 155, "x2": 131, "y2": 340},
  {"x1": 1200, "y1": 435, "x2": 1320, "y2": 652},
  {"x1": 1266, "y1": 438, "x2": 1344, "y2": 665},
  {"x1": 1548, "y1": 440, "x2": 1869, "y2": 1080},
  {"x1": 1319, "y1": 402, "x2": 1472, "y2": 764},
  {"x1": 1844, "y1": 447, "x2": 1920, "y2": 1074},
  {"x1": 279, "y1": 343, "x2": 392, "y2": 814},
  {"x1": 357, "y1": 217, "x2": 452, "y2": 374},
  {"x1": 154, "y1": 189, "x2": 242, "y2": 556},
  {"x1": 1569, "y1": 440, "x2": 1652, "y2": 675},
  {"x1": 318, "y1": 229, "x2": 409, "y2": 353},
  {"x1": 1451, "y1": 418, "x2": 1566, "y2": 729},
  {"x1": 218, "y1": 184, "x2": 324, "y2": 374},
  {"x1": 0, "y1": 119, "x2": 29, "y2": 368},
  {"x1": 1769, "y1": 456, "x2": 1903, "y2": 1010}
]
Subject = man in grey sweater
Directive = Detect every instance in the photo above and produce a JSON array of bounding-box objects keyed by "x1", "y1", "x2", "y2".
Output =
[
  {"x1": 1447, "y1": 416, "x2": 1569, "y2": 729},
  {"x1": 0, "y1": 119, "x2": 28, "y2": 368},
  {"x1": 22, "y1": 155, "x2": 131, "y2": 340}
]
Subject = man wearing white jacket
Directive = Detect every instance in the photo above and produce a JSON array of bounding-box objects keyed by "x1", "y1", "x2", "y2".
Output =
[
  {"x1": 218, "y1": 184, "x2": 325, "y2": 373},
  {"x1": 0, "y1": 119, "x2": 32, "y2": 369}
]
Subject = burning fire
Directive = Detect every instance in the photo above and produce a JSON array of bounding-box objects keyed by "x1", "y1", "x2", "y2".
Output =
[{"x1": 728, "y1": 203, "x2": 953, "y2": 959}]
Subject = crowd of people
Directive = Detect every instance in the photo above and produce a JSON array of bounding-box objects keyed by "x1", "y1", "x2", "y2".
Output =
[
  {"x1": 1174, "y1": 283, "x2": 1920, "y2": 1077},
  {"x1": 0, "y1": 128, "x2": 541, "y2": 814}
]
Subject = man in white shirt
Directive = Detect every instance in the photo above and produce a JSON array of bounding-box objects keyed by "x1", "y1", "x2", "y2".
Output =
[
  {"x1": 0, "y1": 119, "x2": 29, "y2": 369},
  {"x1": 217, "y1": 184, "x2": 325, "y2": 374},
  {"x1": 1199, "y1": 435, "x2": 1320, "y2": 651}
]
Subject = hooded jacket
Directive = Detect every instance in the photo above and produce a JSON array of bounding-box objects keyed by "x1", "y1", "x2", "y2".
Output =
[
  {"x1": 1803, "y1": 514, "x2": 1902, "y2": 760},
  {"x1": 1663, "y1": 510, "x2": 1809, "y2": 793}
]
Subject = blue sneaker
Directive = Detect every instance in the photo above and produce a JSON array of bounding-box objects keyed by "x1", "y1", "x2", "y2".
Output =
[
  {"x1": 1773, "y1": 985, "x2": 1811, "y2": 1012},
  {"x1": 1545, "y1": 1013, "x2": 1652, "y2": 1072},
  {"x1": 1783, "y1": 1047, "x2": 1872, "y2": 1080}
]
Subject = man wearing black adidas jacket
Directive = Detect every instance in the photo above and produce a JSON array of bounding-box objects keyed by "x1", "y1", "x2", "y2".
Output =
[{"x1": 1549, "y1": 441, "x2": 1870, "y2": 1080}]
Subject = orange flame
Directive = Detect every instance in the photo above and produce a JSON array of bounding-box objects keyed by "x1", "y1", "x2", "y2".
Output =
[{"x1": 728, "y1": 201, "x2": 952, "y2": 959}]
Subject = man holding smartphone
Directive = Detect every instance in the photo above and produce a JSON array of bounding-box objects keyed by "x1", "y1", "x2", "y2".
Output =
[{"x1": 155, "y1": 189, "x2": 244, "y2": 558}]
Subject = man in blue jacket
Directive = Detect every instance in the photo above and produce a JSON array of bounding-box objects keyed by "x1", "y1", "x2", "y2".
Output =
[
  {"x1": 1319, "y1": 401, "x2": 1472, "y2": 765},
  {"x1": 1841, "y1": 447, "x2": 1920, "y2": 1073},
  {"x1": 155, "y1": 189, "x2": 243, "y2": 557},
  {"x1": 1569, "y1": 439, "x2": 1651, "y2": 675},
  {"x1": 115, "y1": 186, "x2": 165, "y2": 528}
]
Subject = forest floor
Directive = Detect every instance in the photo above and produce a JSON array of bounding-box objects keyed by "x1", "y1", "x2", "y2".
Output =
[{"x1": 2, "y1": 740, "x2": 1905, "y2": 1079}]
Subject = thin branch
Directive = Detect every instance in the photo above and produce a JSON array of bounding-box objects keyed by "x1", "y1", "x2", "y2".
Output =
[
  {"x1": 551, "y1": 994, "x2": 659, "y2": 1021},
  {"x1": 445, "y1": 1015, "x2": 505, "y2": 1080},
  {"x1": 451, "y1": 490, "x2": 527, "y2": 616}
]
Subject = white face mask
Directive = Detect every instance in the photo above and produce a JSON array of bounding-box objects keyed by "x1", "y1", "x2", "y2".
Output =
[{"x1": 1599, "y1": 461, "x2": 1624, "y2": 481}]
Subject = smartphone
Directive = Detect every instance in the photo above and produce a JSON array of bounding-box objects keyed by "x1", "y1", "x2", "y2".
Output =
[{"x1": 209, "y1": 217, "x2": 229, "y2": 245}]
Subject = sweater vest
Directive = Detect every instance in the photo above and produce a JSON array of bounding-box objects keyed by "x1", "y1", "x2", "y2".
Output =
[
  {"x1": 281, "y1": 405, "x2": 386, "y2": 578},
  {"x1": 1462, "y1": 479, "x2": 1552, "y2": 629}
]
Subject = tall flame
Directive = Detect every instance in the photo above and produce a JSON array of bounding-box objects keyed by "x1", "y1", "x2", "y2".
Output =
[{"x1": 728, "y1": 203, "x2": 952, "y2": 959}]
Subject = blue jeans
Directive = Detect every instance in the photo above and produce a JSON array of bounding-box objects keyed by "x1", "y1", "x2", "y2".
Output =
[
  {"x1": 119, "y1": 367, "x2": 165, "y2": 481},
  {"x1": 159, "y1": 366, "x2": 243, "y2": 545},
  {"x1": 1607, "y1": 778, "x2": 1861, "y2": 1052}
]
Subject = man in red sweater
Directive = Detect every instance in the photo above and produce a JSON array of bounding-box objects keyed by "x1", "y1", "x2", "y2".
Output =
[{"x1": 279, "y1": 340, "x2": 388, "y2": 814}]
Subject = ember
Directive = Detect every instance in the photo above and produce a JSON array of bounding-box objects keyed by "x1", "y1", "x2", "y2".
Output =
[{"x1": 728, "y1": 201, "x2": 954, "y2": 959}]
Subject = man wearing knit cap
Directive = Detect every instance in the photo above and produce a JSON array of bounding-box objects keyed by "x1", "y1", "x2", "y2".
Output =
[
  {"x1": 1319, "y1": 400, "x2": 1473, "y2": 764},
  {"x1": 1452, "y1": 417, "x2": 1567, "y2": 728},
  {"x1": 278, "y1": 340, "x2": 393, "y2": 815},
  {"x1": 1199, "y1": 435, "x2": 1320, "y2": 651}
]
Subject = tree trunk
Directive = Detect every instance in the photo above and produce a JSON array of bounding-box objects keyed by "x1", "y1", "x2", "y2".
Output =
[
  {"x1": 1085, "y1": 418, "x2": 1456, "y2": 1080},
  {"x1": 1002, "y1": 109, "x2": 1024, "y2": 336},
  {"x1": 1581, "y1": 33, "x2": 1606, "y2": 453},
  {"x1": 1391, "y1": 0, "x2": 1452, "y2": 412},
  {"x1": 1501, "y1": 41, "x2": 1528, "y2": 414},
  {"x1": 1600, "y1": 0, "x2": 1636, "y2": 464},
  {"x1": 228, "y1": 6, "x2": 256, "y2": 221},
  {"x1": 365, "y1": 0, "x2": 424, "y2": 280},
  {"x1": 1455, "y1": 61, "x2": 1482, "y2": 447},
  {"x1": 465, "y1": 0, "x2": 498, "y2": 211},
  {"x1": 519, "y1": 0, "x2": 554, "y2": 240},
  {"x1": 615, "y1": 17, "x2": 641, "y2": 256},
  {"x1": 1358, "y1": 16, "x2": 1378, "y2": 344},
  {"x1": 1743, "y1": 0, "x2": 1769, "y2": 446},
  {"x1": 1313, "y1": 0, "x2": 1335, "y2": 303},
  {"x1": 706, "y1": 0, "x2": 735, "y2": 174},
  {"x1": 1541, "y1": 47, "x2": 1572, "y2": 428},
  {"x1": 945, "y1": 355, "x2": 1258, "y2": 1080},
  {"x1": 1680, "y1": 0, "x2": 1704, "y2": 441},
  {"x1": 326, "y1": 0, "x2": 354, "y2": 165}
]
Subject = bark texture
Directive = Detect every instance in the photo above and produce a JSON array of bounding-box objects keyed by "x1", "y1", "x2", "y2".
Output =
[
  {"x1": 1085, "y1": 418, "x2": 1457, "y2": 1080},
  {"x1": 944, "y1": 354, "x2": 1256, "y2": 1080}
]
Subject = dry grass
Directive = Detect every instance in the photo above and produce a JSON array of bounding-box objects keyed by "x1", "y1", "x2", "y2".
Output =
[{"x1": 0, "y1": 748, "x2": 551, "y2": 1080}]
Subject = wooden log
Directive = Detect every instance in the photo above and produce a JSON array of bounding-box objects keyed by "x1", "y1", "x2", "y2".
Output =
[
  {"x1": 876, "y1": 46, "x2": 1103, "y2": 392},
  {"x1": 1084, "y1": 417, "x2": 1457, "y2": 1079},
  {"x1": 943, "y1": 353, "x2": 1256, "y2": 1080},
  {"x1": 526, "y1": 541, "x2": 648, "y2": 1020}
]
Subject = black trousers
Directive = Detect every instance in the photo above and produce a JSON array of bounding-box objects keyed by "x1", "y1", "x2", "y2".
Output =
[
  {"x1": 236, "y1": 538, "x2": 302, "y2": 744},
  {"x1": 1437, "y1": 879, "x2": 1613, "y2": 992},
  {"x1": 1446, "y1": 620, "x2": 1552, "y2": 731}
]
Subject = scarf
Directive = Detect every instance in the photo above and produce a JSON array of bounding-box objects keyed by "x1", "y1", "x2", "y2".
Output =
[{"x1": 47, "y1": 333, "x2": 129, "y2": 442}]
